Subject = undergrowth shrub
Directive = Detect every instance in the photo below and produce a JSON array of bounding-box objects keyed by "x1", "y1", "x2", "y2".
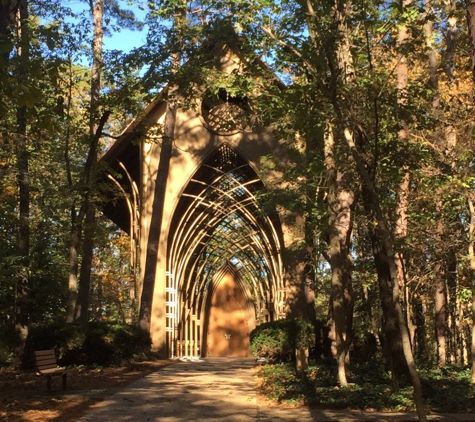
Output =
[
  {"x1": 256, "y1": 360, "x2": 475, "y2": 412},
  {"x1": 23, "y1": 321, "x2": 151, "y2": 369},
  {"x1": 250, "y1": 318, "x2": 316, "y2": 363},
  {"x1": 0, "y1": 325, "x2": 15, "y2": 367}
]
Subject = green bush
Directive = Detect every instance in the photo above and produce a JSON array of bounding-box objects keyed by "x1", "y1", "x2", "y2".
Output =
[
  {"x1": 0, "y1": 325, "x2": 15, "y2": 367},
  {"x1": 250, "y1": 318, "x2": 316, "y2": 363},
  {"x1": 23, "y1": 321, "x2": 151, "y2": 369}
]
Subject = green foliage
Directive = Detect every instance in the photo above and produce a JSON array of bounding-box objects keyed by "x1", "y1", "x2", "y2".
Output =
[
  {"x1": 23, "y1": 321, "x2": 151, "y2": 369},
  {"x1": 250, "y1": 318, "x2": 316, "y2": 362},
  {"x1": 251, "y1": 322, "x2": 291, "y2": 362},
  {"x1": 0, "y1": 325, "x2": 15, "y2": 368},
  {"x1": 257, "y1": 360, "x2": 475, "y2": 412}
]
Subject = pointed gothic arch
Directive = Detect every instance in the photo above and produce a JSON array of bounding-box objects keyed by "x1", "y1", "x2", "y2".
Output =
[
  {"x1": 203, "y1": 262, "x2": 252, "y2": 357},
  {"x1": 165, "y1": 143, "x2": 285, "y2": 356}
]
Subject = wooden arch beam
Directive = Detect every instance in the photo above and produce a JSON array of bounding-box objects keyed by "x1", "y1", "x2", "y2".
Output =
[{"x1": 166, "y1": 143, "x2": 285, "y2": 356}]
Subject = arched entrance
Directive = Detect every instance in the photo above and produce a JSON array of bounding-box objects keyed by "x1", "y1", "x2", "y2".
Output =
[
  {"x1": 206, "y1": 271, "x2": 249, "y2": 357},
  {"x1": 165, "y1": 144, "x2": 286, "y2": 357}
]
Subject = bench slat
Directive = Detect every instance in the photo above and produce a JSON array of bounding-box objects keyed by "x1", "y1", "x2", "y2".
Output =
[
  {"x1": 39, "y1": 368, "x2": 61, "y2": 374},
  {"x1": 36, "y1": 359, "x2": 57, "y2": 365},
  {"x1": 35, "y1": 350, "x2": 55, "y2": 357}
]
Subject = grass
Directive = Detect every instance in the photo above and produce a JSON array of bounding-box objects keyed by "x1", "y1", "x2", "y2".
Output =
[{"x1": 255, "y1": 359, "x2": 475, "y2": 412}]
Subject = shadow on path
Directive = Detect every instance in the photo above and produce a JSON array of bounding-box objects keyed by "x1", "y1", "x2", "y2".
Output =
[{"x1": 78, "y1": 357, "x2": 475, "y2": 422}]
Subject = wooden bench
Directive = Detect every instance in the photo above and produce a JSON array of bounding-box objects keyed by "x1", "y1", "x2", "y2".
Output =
[{"x1": 34, "y1": 349, "x2": 67, "y2": 393}]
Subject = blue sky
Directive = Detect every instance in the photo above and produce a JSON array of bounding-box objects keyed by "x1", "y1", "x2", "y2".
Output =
[{"x1": 65, "y1": 0, "x2": 148, "y2": 53}]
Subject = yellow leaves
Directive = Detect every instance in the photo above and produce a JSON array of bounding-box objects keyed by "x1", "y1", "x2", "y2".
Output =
[
  {"x1": 438, "y1": 70, "x2": 473, "y2": 103},
  {"x1": 2, "y1": 185, "x2": 16, "y2": 200}
]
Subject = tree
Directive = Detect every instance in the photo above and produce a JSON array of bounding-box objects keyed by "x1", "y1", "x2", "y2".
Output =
[
  {"x1": 69, "y1": 0, "x2": 107, "y2": 323},
  {"x1": 466, "y1": 0, "x2": 475, "y2": 82},
  {"x1": 64, "y1": 0, "x2": 143, "y2": 323},
  {"x1": 13, "y1": 0, "x2": 31, "y2": 362},
  {"x1": 139, "y1": 1, "x2": 186, "y2": 332}
]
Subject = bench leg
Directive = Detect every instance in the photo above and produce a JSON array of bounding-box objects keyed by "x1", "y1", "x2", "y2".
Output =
[
  {"x1": 62, "y1": 373, "x2": 67, "y2": 390},
  {"x1": 47, "y1": 375, "x2": 52, "y2": 393}
]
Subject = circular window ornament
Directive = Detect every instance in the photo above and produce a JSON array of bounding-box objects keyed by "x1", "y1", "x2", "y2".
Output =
[{"x1": 201, "y1": 89, "x2": 249, "y2": 135}]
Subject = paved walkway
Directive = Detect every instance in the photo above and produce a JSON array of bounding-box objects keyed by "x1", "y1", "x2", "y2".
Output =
[{"x1": 79, "y1": 357, "x2": 474, "y2": 421}]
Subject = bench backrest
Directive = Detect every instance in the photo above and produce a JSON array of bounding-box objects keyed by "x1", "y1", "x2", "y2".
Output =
[{"x1": 34, "y1": 349, "x2": 59, "y2": 371}]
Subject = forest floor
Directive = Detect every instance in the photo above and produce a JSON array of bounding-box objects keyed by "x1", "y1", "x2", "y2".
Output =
[{"x1": 0, "y1": 360, "x2": 172, "y2": 422}]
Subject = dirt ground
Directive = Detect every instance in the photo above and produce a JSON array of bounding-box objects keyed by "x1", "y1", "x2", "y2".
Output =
[{"x1": 0, "y1": 360, "x2": 172, "y2": 422}]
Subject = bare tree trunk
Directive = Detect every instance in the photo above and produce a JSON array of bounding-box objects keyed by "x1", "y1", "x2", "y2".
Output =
[
  {"x1": 14, "y1": 0, "x2": 30, "y2": 363},
  {"x1": 361, "y1": 284, "x2": 378, "y2": 336},
  {"x1": 139, "y1": 107, "x2": 175, "y2": 331},
  {"x1": 66, "y1": 110, "x2": 109, "y2": 322},
  {"x1": 67, "y1": 0, "x2": 105, "y2": 322},
  {"x1": 424, "y1": 0, "x2": 439, "y2": 107},
  {"x1": 465, "y1": 0, "x2": 475, "y2": 82},
  {"x1": 313, "y1": 0, "x2": 356, "y2": 387},
  {"x1": 467, "y1": 195, "x2": 475, "y2": 382},
  {"x1": 358, "y1": 18, "x2": 411, "y2": 387},
  {"x1": 75, "y1": 0, "x2": 104, "y2": 322},
  {"x1": 324, "y1": 123, "x2": 354, "y2": 387},
  {"x1": 435, "y1": 259, "x2": 447, "y2": 367},
  {"x1": 285, "y1": 248, "x2": 317, "y2": 320},
  {"x1": 66, "y1": 227, "x2": 80, "y2": 323},
  {"x1": 441, "y1": 1, "x2": 459, "y2": 361},
  {"x1": 76, "y1": 206, "x2": 94, "y2": 321},
  {"x1": 395, "y1": 0, "x2": 412, "y2": 347},
  {"x1": 444, "y1": 0, "x2": 457, "y2": 84},
  {"x1": 95, "y1": 276, "x2": 103, "y2": 321},
  {"x1": 367, "y1": 219, "x2": 410, "y2": 385},
  {"x1": 413, "y1": 292, "x2": 426, "y2": 359},
  {"x1": 64, "y1": 56, "x2": 78, "y2": 323},
  {"x1": 139, "y1": 6, "x2": 185, "y2": 331},
  {"x1": 426, "y1": 0, "x2": 455, "y2": 368},
  {"x1": 406, "y1": 285, "x2": 416, "y2": 351},
  {"x1": 344, "y1": 128, "x2": 427, "y2": 421},
  {"x1": 394, "y1": 171, "x2": 410, "y2": 331},
  {"x1": 434, "y1": 204, "x2": 448, "y2": 367}
]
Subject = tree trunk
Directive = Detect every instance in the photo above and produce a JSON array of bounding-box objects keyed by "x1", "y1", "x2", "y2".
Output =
[
  {"x1": 357, "y1": 126, "x2": 410, "y2": 385},
  {"x1": 324, "y1": 123, "x2": 354, "y2": 387},
  {"x1": 66, "y1": 226, "x2": 80, "y2": 323},
  {"x1": 344, "y1": 128, "x2": 427, "y2": 421},
  {"x1": 314, "y1": 0, "x2": 356, "y2": 387},
  {"x1": 394, "y1": 171, "x2": 410, "y2": 335},
  {"x1": 467, "y1": 195, "x2": 475, "y2": 382},
  {"x1": 76, "y1": 0, "x2": 104, "y2": 321},
  {"x1": 413, "y1": 292, "x2": 426, "y2": 360},
  {"x1": 435, "y1": 259, "x2": 447, "y2": 367},
  {"x1": 14, "y1": 0, "x2": 30, "y2": 363},
  {"x1": 444, "y1": 0, "x2": 457, "y2": 84},
  {"x1": 65, "y1": 110, "x2": 109, "y2": 322},
  {"x1": 95, "y1": 275, "x2": 103, "y2": 321},
  {"x1": 406, "y1": 284, "x2": 416, "y2": 352},
  {"x1": 139, "y1": 4, "x2": 185, "y2": 332},
  {"x1": 139, "y1": 107, "x2": 174, "y2": 331},
  {"x1": 368, "y1": 221, "x2": 410, "y2": 384},
  {"x1": 395, "y1": 0, "x2": 412, "y2": 347},
  {"x1": 361, "y1": 284, "x2": 378, "y2": 336},
  {"x1": 465, "y1": 0, "x2": 475, "y2": 83},
  {"x1": 67, "y1": 0, "x2": 105, "y2": 322},
  {"x1": 76, "y1": 205, "x2": 94, "y2": 321},
  {"x1": 424, "y1": 0, "x2": 439, "y2": 107},
  {"x1": 285, "y1": 248, "x2": 317, "y2": 321}
]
